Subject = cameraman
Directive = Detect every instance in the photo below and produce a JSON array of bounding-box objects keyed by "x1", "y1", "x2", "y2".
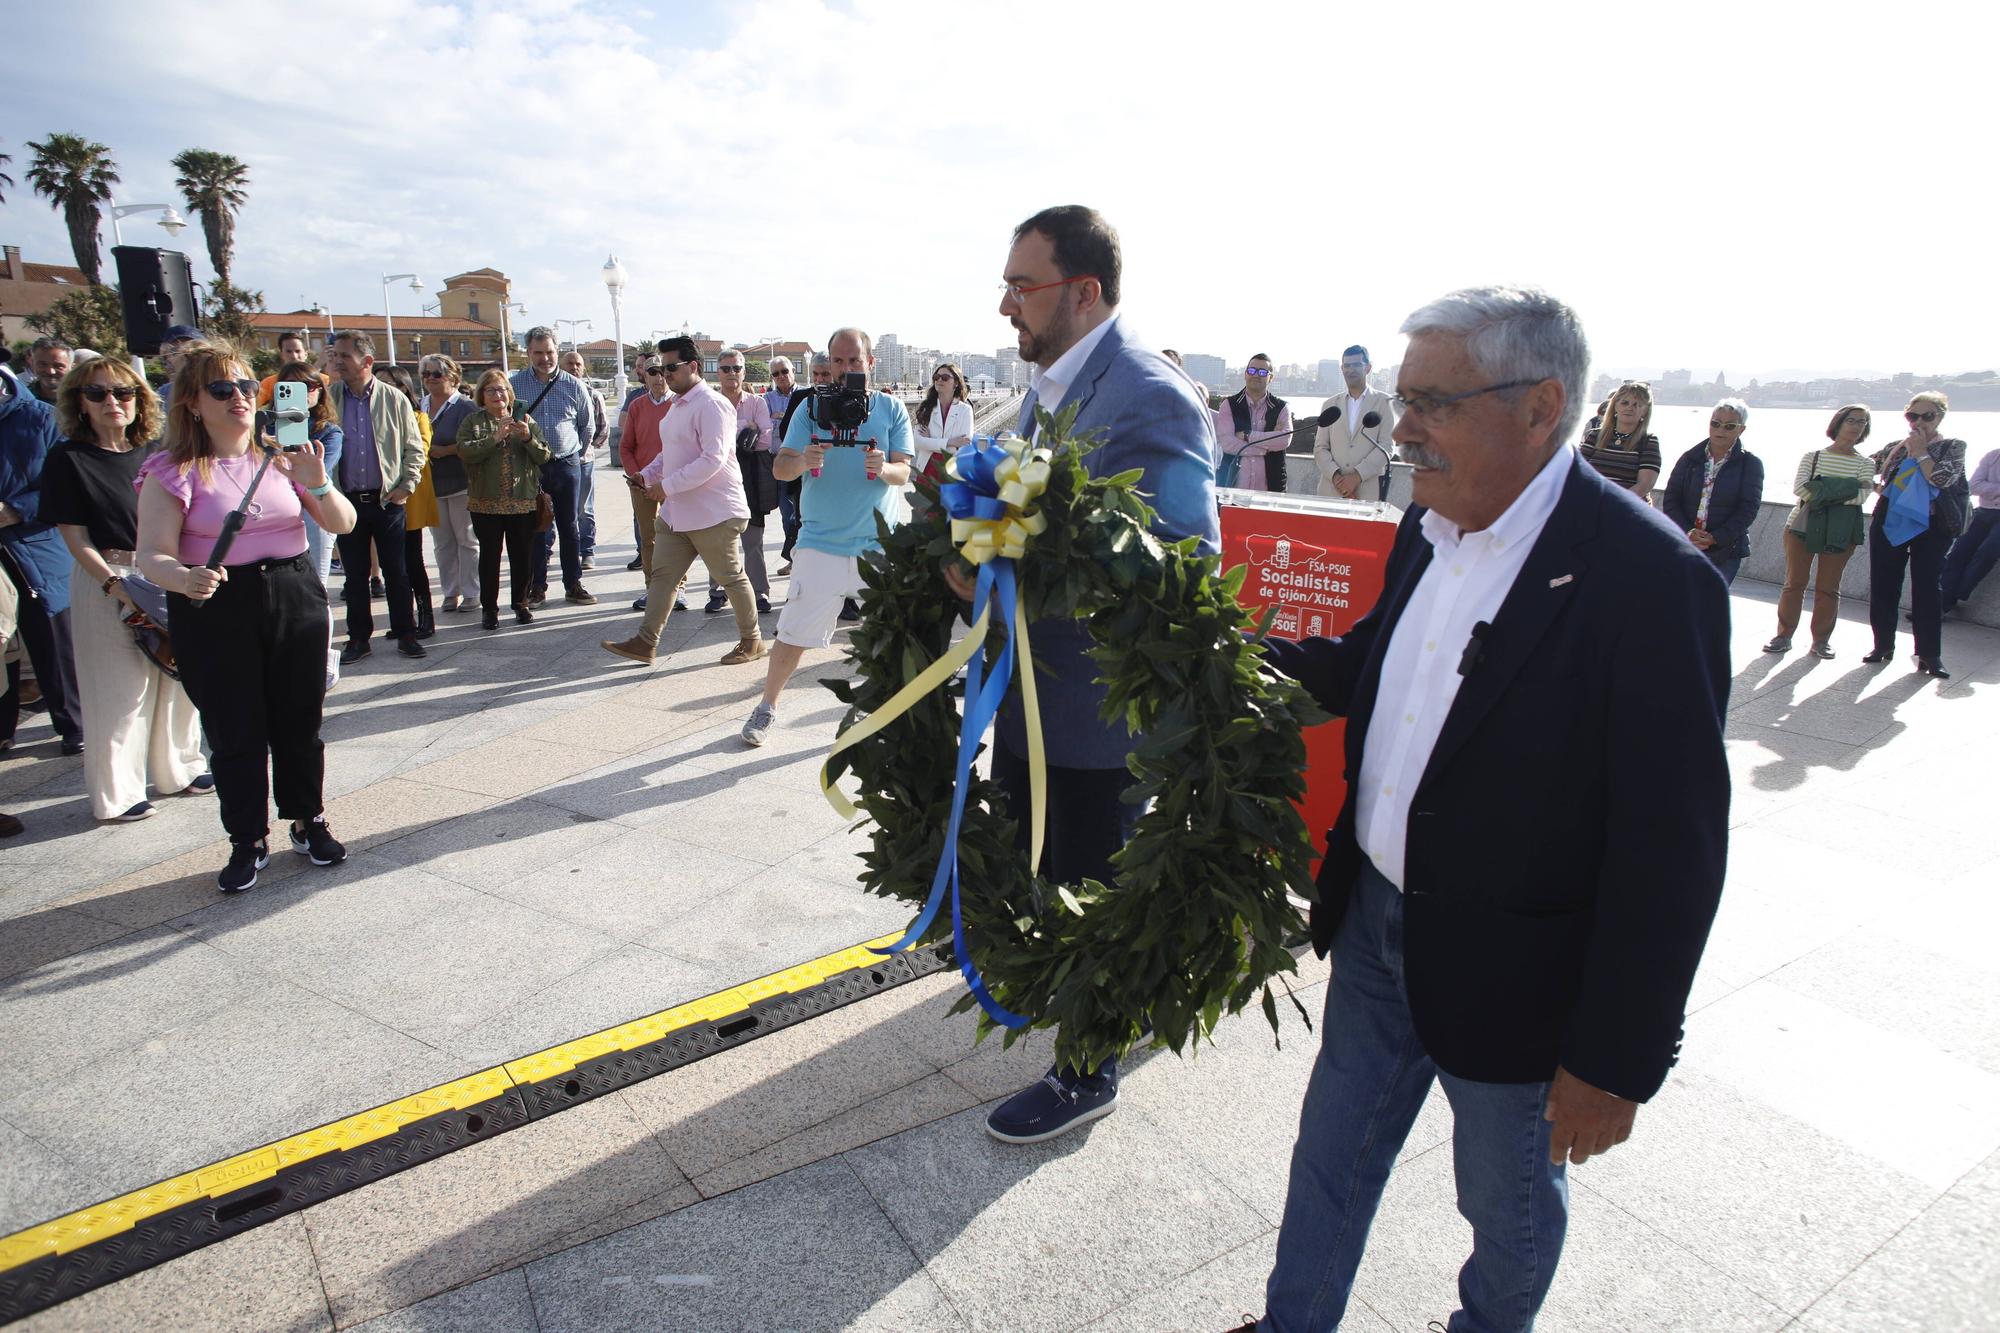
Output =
[{"x1": 740, "y1": 328, "x2": 910, "y2": 746}]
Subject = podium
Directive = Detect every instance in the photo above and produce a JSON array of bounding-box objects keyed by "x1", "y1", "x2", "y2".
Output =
[{"x1": 1217, "y1": 489, "x2": 1401, "y2": 875}]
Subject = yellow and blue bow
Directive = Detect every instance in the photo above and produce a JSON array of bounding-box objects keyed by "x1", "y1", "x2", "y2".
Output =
[{"x1": 820, "y1": 435, "x2": 1052, "y2": 1027}]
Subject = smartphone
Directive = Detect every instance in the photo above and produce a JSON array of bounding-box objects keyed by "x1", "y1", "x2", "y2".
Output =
[
  {"x1": 273, "y1": 381, "x2": 311, "y2": 450},
  {"x1": 511, "y1": 402, "x2": 529, "y2": 422}
]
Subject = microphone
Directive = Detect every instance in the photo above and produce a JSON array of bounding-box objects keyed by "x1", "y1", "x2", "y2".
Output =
[
  {"x1": 1233, "y1": 402, "x2": 1345, "y2": 451},
  {"x1": 1457, "y1": 621, "x2": 1491, "y2": 677}
]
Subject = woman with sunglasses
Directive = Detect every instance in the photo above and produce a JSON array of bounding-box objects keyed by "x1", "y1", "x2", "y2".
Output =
[
  {"x1": 135, "y1": 342, "x2": 358, "y2": 893},
  {"x1": 1765, "y1": 405, "x2": 1874, "y2": 659},
  {"x1": 41, "y1": 359, "x2": 208, "y2": 820},
  {"x1": 458, "y1": 369, "x2": 551, "y2": 629},
  {"x1": 910, "y1": 363, "x2": 972, "y2": 521},
  {"x1": 272, "y1": 361, "x2": 346, "y2": 690},
  {"x1": 419, "y1": 355, "x2": 479, "y2": 613},
  {"x1": 1863, "y1": 392, "x2": 1969, "y2": 678},
  {"x1": 1661, "y1": 397, "x2": 1764, "y2": 585}
]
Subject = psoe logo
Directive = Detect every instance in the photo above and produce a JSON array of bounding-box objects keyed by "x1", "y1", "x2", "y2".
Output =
[{"x1": 1243, "y1": 534, "x2": 1330, "y2": 569}]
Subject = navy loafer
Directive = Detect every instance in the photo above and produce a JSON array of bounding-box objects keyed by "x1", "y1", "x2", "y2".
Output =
[{"x1": 985, "y1": 1064, "x2": 1119, "y2": 1144}]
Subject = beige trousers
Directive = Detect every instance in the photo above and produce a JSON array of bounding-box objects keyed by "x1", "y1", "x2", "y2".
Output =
[
  {"x1": 69, "y1": 562, "x2": 206, "y2": 818},
  {"x1": 640, "y1": 514, "x2": 757, "y2": 645}
]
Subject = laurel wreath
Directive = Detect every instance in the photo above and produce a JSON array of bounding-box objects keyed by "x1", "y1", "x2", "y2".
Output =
[{"x1": 823, "y1": 405, "x2": 1326, "y2": 1073}]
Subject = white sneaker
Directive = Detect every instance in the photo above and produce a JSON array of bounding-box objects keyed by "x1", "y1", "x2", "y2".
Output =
[{"x1": 741, "y1": 702, "x2": 777, "y2": 747}]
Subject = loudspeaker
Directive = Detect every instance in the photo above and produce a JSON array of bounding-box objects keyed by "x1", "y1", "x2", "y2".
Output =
[{"x1": 112, "y1": 246, "x2": 197, "y2": 355}]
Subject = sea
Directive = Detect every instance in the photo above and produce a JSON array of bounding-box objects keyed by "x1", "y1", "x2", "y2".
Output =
[{"x1": 1640, "y1": 405, "x2": 1999, "y2": 488}]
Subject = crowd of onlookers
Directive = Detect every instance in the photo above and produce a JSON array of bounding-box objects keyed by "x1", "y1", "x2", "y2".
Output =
[{"x1": 1, "y1": 323, "x2": 1994, "y2": 864}]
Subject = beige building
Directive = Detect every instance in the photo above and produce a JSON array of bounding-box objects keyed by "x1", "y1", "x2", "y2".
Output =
[{"x1": 0, "y1": 245, "x2": 91, "y2": 346}]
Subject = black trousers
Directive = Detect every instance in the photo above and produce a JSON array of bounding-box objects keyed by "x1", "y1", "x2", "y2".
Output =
[
  {"x1": 335, "y1": 493, "x2": 415, "y2": 644},
  {"x1": 168, "y1": 553, "x2": 328, "y2": 844},
  {"x1": 472, "y1": 510, "x2": 539, "y2": 611},
  {"x1": 991, "y1": 741, "x2": 1142, "y2": 1078},
  {"x1": 0, "y1": 556, "x2": 81, "y2": 745},
  {"x1": 402, "y1": 526, "x2": 432, "y2": 611},
  {"x1": 1868, "y1": 509, "x2": 1950, "y2": 662}
]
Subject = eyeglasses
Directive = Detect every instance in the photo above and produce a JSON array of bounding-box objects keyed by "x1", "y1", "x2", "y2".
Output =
[
  {"x1": 1709, "y1": 419, "x2": 1742, "y2": 429},
  {"x1": 1245, "y1": 367, "x2": 1271, "y2": 379},
  {"x1": 999, "y1": 274, "x2": 1098, "y2": 303},
  {"x1": 1391, "y1": 378, "x2": 1542, "y2": 420},
  {"x1": 421, "y1": 370, "x2": 445, "y2": 380},
  {"x1": 718, "y1": 365, "x2": 744, "y2": 374},
  {"x1": 1906, "y1": 410, "x2": 1940, "y2": 423},
  {"x1": 203, "y1": 379, "x2": 260, "y2": 402},
  {"x1": 80, "y1": 385, "x2": 140, "y2": 403}
]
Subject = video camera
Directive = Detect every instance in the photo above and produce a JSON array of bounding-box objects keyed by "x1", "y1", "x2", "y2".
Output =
[{"x1": 808, "y1": 372, "x2": 872, "y2": 439}]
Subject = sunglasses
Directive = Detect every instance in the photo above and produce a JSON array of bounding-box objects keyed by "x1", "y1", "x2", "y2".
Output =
[
  {"x1": 1245, "y1": 367, "x2": 1272, "y2": 378},
  {"x1": 204, "y1": 379, "x2": 260, "y2": 402},
  {"x1": 1906, "y1": 410, "x2": 1940, "y2": 423},
  {"x1": 657, "y1": 361, "x2": 695, "y2": 374},
  {"x1": 1709, "y1": 419, "x2": 1742, "y2": 429},
  {"x1": 81, "y1": 385, "x2": 140, "y2": 403},
  {"x1": 718, "y1": 365, "x2": 745, "y2": 373},
  {"x1": 641, "y1": 364, "x2": 665, "y2": 376},
  {"x1": 421, "y1": 370, "x2": 446, "y2": 380}
]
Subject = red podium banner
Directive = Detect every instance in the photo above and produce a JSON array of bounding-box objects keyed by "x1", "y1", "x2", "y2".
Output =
[{"x1": 1217, "y1": 490, "x2": 1400, "y2": 875}]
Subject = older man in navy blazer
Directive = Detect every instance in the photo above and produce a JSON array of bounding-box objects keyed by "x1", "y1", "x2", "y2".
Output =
[
  {"x1": 952, "y1": 205, "x2": 1219, "y2": 1145},
  {"x1": 1237, "y1": 288, "x2": 1731, "y2": 1333}
]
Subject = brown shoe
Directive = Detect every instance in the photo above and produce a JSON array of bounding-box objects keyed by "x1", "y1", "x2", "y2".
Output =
[
  {"x1": 565, "y1": 584, "x2": 597, "y2": 605},
  {"x1": 720, "y1": 637, "x2": 768, "y2": 666},
  {"x1": 601, "y1": 636, "x2": 657, "y2": 665},
  {"x1": 0, "y1": 811, "x2": 22, "y2": 839}
]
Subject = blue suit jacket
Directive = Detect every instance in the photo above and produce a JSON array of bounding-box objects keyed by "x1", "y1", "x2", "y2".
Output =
[
  {"x1": 1264, "y1": 456, "x2": 1730, "y2": 1102},
  {"x1": 997, "y1": 318, "x2": 1219, "y2": 769},
  {"x1": 0, "y1": 369, "x2": 72, "y2": 616}
]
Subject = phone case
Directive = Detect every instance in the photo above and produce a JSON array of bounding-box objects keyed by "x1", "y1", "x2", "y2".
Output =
[{"x1": 273, "y1": 381, "x2": 311, "y2": 449}]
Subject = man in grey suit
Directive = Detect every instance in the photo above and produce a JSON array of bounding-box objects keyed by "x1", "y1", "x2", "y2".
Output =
[{"x1": 948, "y1": 205, "x2": 1220, "y2": 1144}]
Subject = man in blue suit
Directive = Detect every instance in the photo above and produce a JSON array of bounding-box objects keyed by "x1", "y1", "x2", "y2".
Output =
[
  {"x1": 1238, "y1": 288, "x2": 1731, "y2": 1333},
  {"x1": 953, "y1": 205, "x2": 1219, "y2": 1144},
  {"x1": 0, "y1": 364, "x2": 84, "y2": 755}
]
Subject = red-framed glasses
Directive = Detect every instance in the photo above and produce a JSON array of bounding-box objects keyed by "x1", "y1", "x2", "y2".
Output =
[{"x1": 999, "y1": 274, "x2": 1099, "y2": 303}]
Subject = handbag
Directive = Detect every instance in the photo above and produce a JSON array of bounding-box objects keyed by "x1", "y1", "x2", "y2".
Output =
[
  {"x1": 118, "y1": 572, "x2": 180, "y2": 680},
  {"x1": 534, "y1": 490, "x2": 553, "y2": 533},
  {"x1": 1789, "y1": 453, "x2": 1818, "y2": 536}
]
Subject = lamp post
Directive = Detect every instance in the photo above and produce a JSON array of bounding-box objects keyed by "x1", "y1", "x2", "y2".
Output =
[
  {"x1": 498, "y1": 301, "x2": 526, "y2": 373},
  {"x1": 554, "y1": 318, "x2": 593, "y2": 352},
  {"x1": 602, "y1": 254, "x2": 628, "y2": 408},
  {"x1": 380, "y1": 272, "x2": 424, "y2": 366},
  {"x1": 756, "y1": 334, "x2": 786, "y2": 386},
  {"x1": 311, "y1": 302, "x2": 334, "y2": 342}
]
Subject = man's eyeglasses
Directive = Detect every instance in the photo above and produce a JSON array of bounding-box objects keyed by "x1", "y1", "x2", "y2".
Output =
[
  {"x1": 1391, "y1": 379, "x2": 1542, "y2": 420},
  {"x1": 1709, "y1": 419, "x2": 1742, "y2": 430},
  {"x1": 1906, "y1": 410, "x2": 1940, "y2": 423},
  {"x1": 998, "y1": 274, "x2": 1098, "y2": 303},
  {"x1": 80, "y1": 385, "x2": 140, "y2": 403},
  {"x1": 718, "y1": 364, "x2": 744, "y2": 374},
  {"x1": 203, "y1": 379, "x2": 260, "y2": 402},
  {"x1": 1244, "y1": 367, "x2": 1271, "y2": 379}
]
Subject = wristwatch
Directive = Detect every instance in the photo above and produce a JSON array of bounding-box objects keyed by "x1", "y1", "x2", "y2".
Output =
[{"x1": 101, "y1": 574, "x2": 122, "y2": 595}]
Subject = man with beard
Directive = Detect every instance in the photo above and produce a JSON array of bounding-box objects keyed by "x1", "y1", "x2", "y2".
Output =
[
  {"x1": 1314, "y1": 343, "x2": 1399, "y2": 501},
  {"x1": 954, "y1": 204, "x2": 1218, "y2": 1144},
  {"x1": 19, "y1": 338, "x2": 72, "y2": 406}
]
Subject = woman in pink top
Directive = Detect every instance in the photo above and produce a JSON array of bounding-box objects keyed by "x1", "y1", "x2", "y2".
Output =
[{"x1": 135, "y1": 342, "x2": 359, "y2": 895}]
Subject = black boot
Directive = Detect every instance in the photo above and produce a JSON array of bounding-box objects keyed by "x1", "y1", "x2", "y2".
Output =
[{"x1": 414, "y1": 589, "x2": 436, "y2": 640}]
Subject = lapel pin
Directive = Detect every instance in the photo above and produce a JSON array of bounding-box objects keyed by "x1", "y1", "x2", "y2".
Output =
[{"x1": 1549, "y1": 574, "x2": 1574, "y2": 588}]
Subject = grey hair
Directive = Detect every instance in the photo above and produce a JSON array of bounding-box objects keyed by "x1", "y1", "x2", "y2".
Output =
[
  {"x1": 523, "y1": 325, "x2": 556, "y2": 347},
  {"x1": 769, "y1": 356, "x2": 793, "y2": 373},
  {"x1": 29, "y1": 335, "x2": 72, "y2": 354},
  {"x1": 1400, "y1": 286, "x2": 1591, "y2": 445},
  {"x1": 1712, "y1": 396, "x2": 1750, "y2": 427}
]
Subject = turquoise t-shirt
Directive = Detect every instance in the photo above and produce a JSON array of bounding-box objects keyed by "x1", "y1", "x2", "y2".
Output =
[{"x1": 780, "y1": 389, "x2": 913, "y2": 557}]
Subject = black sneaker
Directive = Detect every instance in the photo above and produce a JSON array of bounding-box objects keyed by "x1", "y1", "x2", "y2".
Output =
[
  {"x1": 839, "y1": 598, "x2": 862, "y2": 622},
  {"x1": 339, "y1": 640, "x2": 372, "y2": 665},
  {"x1": 625, "y1": 556, "x2": 643, "y2": 571},
  {"x1": 219, "y1": 838, "x2": 270, "y2": 893},
  {"x1": 756, "y1": 595, "x2": 773, "y2": 615},
  {"x1": 985, "y1": 1064, "x2": 1119, "y2": 1144},
  {"x1": 396, "y1": 635, "x2": 427, "y2": 659},
  {"x1": 703, "y1": 590, "x2": 728, "y2": 614},
  {"x1": 290, "y1": 816, "x2": 347, "y2": 866}
]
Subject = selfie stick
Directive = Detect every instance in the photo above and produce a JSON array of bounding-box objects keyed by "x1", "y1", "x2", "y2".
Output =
[{"x1": 192, "y1": 444, "x2": 281, "y2": 607}]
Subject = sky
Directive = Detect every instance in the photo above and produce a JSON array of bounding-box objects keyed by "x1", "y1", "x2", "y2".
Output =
[{"x1": 3, "y1": 0, "x2": 1994, "y2": 381}]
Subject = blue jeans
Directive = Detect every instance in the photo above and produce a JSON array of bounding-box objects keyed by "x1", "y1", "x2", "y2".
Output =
[
  {"x1": 1941, "y1": 507, "x2": 2000, "y2": 610},
  {"x1": 1709, "y1": 552, "x2": 1742, "y2": 586},
  {"x1": 533, "y1": 454, "x2": 585, "y2": 592},
  {"x1": 1262, "y1": 864, "x2": 1568, "y2": 1333}
]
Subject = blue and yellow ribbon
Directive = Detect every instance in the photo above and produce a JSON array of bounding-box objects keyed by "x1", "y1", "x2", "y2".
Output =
[{"x1": 820, "y1": 435, "x2": 1052, "y2": 1027}]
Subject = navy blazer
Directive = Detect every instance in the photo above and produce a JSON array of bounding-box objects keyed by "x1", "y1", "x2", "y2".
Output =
[
  {"x1": 1661, "y1": 441, "x2": 1766, "y2": 559},
  {"x1": 0, "y1": 368, "x2": 73, "y2": 616},
  {"x1": 997, "y1": 317, "x2": 1219, "y2": 769},
  {"x1": 1264, "y1": 456, "x2": 1731, "y2": 1102}
]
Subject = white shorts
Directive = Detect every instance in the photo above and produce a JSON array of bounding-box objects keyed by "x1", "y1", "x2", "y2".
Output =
[{"x1": 775, "y1": 547, "x2": 865, "y2": 649}]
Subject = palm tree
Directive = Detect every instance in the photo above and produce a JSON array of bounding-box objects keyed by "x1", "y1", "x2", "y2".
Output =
[
  {"x1": 0, "y1": 145, "x2": 14, "y2": 204},
  {"x1": 171, "y1": 148, "x2": 250, "y2": 290},
  {"x1": 25, "y1": 133, "x2": 120, "y2": 285}
]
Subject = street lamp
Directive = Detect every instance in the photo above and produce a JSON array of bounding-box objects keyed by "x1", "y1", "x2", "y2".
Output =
[
  {"x1": 499, "y1": 301, "x2": 526, "y2": 373},
  {"x1": 380, "y1": 272, "x2": 424, "y2": 366},
  {"x1": 110, "y1": 202, "x2": 188, "y2": 245},
  {"x1": 554, "y1": 318, "x2": 593, "y2": 350},
  {"x1": 602, "y1": 255, "x2": 629, "y2": 407}
]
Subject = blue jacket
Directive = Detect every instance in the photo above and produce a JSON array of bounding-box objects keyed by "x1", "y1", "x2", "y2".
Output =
[
  {"x1": 1661, "y1": 440, "x2": 1765, "y2": 560},
  {"x1": 0, "y1": 368, "x2": 73, "y2": 615},
  {"x1": 997, "y1": 317, "x2": 1220, "y2": 769},
  {"x1": 1263, "y1": 457, "x2": 1730, "y2": 1101}
]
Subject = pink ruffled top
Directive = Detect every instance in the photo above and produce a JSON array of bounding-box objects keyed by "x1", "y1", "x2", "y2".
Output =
[{"x1": 136, "y1": 451, "x2": 308, "y2": 568}]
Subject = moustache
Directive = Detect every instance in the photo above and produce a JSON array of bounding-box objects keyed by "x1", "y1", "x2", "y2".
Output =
[{"x1": 1400, "y1": 443, "x2": 1451, "y2": 473}]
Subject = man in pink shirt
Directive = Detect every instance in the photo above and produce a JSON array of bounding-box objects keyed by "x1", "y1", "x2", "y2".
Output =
[
  {"x1": 1215, "y1": 353, "x2": 1292, "y2": 492},
  {"x1": 601, "y1": 336, "x2": 766, "y2": 666}
]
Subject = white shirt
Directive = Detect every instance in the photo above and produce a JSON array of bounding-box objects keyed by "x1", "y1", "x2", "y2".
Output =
[
  {"x1": 1356, "y1": 444, "x2": 1574, "y2": 889},
  {"x1": 913, "y1": 398, "x2": 973, "y2": 472},
  {"x1": 1345, "y1": 392, "x2": 1366, "y2": 437},
  {"x1": 1029, "y1": 313, "x2": 1120, "y2": 432}
]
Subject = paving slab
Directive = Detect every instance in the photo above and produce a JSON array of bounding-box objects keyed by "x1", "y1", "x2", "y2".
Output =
[
  {"x1": 477, "y1": 826, "x2": 769, "y2": 945},
  {"x1": 640, "y1": 860, "x2": 911, "y2": 986},
  {"x1": 0, "y1": 1117, "x2": 107, "y2": 1237},
  {"x1": 442, "y1": 942, "x2": 730, "y2": 1067},
  {"x1": 302, "y1": 1090, "x2": 695, "y2": 1328},
  {"x1": 523, "y1": 1158, "x2": 963, "y2": 1333},
  {"x1": 345, "y1": 1270, "x2": 538, "y2": 1333}
]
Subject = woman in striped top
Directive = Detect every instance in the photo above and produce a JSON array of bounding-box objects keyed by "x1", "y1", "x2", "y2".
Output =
[
  {"x1": 1578, "y1": 380, "x2": 1661, "y2": 500},
  {"x1": 1765, "y1": 405, "x2": 1874, "y2": 658}
]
